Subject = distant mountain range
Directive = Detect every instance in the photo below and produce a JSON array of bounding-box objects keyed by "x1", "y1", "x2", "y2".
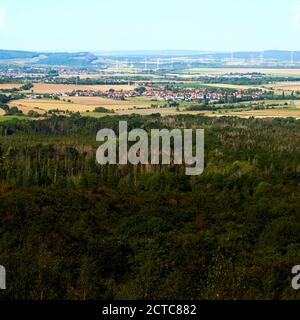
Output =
[
  {"x1": 0, "y1": 49, "x2": 300, "y2": 66},
  {"x1": 0, "y1": 50, "x2": 98, "y2": 66}
]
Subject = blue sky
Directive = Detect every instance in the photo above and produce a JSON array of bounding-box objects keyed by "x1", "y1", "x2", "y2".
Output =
[{"x1": 0, "y1": 0, "x2": 299, "y2": 52}]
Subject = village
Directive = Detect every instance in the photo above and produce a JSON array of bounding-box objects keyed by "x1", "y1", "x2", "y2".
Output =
[{"x1": 31, "y1": 84, "x2": 265, "y2": 105}]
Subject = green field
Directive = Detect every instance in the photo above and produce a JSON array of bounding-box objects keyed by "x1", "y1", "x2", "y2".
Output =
[{"x1": 0, "y1": 115, "x2": 31, "y2": 122}]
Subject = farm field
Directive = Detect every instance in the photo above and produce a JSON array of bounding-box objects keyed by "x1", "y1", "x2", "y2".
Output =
[
  {"x1": 203, "y1": 83, "x2": 260, "y2": 90},
  {"x1": 217, "y1": 99, "x2": 300, "y2": 107},
  {"x1": 222, "y1": 109, "x2": 300, "y2": 118},
  {"x1": 60, "y1": 73, "x2": 158, "y2": 79},
  {"x1": 9, "y1": 99, "x2": 92, "y2": 114},
  {"x1": 66, "y1": 96, "x2": 155, "y2": 110},
  {"x1": 23, "y1": 83, "x2": 137, "y2": 94},
  {"x1": 261, "y1": 81, "x2": 300, "y2": 91},
  {"x1": 104, "y1": 67, "x2": 139, "y2": 73},
  {"x1": 59, "y1": 74, "x2": 103, "y2": 79},
  {"x1": 116, "y1": 107, "x2": 180, "y2": 116},
  {"x1": 8, "y1": 96, "x2": 156, "y2": 114},
  {"x1": 114, "y1": 107, "x2": 300, "y2": 118},
  {"x1": 0, "y1": 83, "x2": 22, "y2": 90},
  {"x1": 0, "y1": 115, "x2": 31, "y2": 122},
  {"x1": 178, "y1": 68, "x2": 300, "y2": 76},
  {"x1": 104, "y1": 107, "x2": 300, "y2": 118},
  {"x1": 8, "y1": 97, "x2": 300, "y2": 118},
  {"x1": 82, "y1": 108, "x2": 209, "y2": 117},
  {"x1": 161, "y1": 81, "x2": 261, "y2": 91},
  {"x1": 80, "y1": 109, "x2": 179, "y2": 118}
]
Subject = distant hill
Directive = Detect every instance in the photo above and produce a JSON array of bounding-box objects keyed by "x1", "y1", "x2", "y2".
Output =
[
  {"x1": 0, "y1": 50, "x2": 39, "y2": 60},
  {"x1": 0, "y1": 50, "x2": 98, "y2": 66},
  {"x1": 37, "y1": 52, "x2": 98, "y2": 66}
]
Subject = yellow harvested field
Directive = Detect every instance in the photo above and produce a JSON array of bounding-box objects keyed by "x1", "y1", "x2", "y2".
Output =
[
  {"x1": 9, "y1": 99, "x2": 96, "y2": 114},
  {"x1": 0, "y1": 109, "x2": 5, "y2": 116},
  {"x1": 262, "y1": 81, "x2": 300, "y2": 91},
  {"x1": 0, "y1": 83, "x2": 22, "y2": 90},
  {"x1": 10, "y1": 98, "x2": 300, "y2": 118},
  {"x1": 66, "y1": 96, "x2": 154, "y2": 110},
  {"x1": 26, "y1": 83, "x2": 137, "y2": 94},
  {"x1": 66, "y1": 96, "x2": 132, "y2": 106},
  {"x1": 9, "y1": 96, "x2": 154, "y2": 114}
]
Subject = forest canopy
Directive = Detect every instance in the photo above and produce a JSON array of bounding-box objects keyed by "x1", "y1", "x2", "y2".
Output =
[{"x1": 0, "y1": 114, "x2": 299, "y2": 300}]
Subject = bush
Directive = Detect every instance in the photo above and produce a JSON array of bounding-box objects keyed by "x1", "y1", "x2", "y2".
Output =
[
  {"x1": 20, "y1": 82, "x2": 34, "y2": 91},
  {"x1": 27, "y1": 110, "x2": 41, "y2": 118},
  {"x1": 5, "y1": 106, "x2": 23, "y2": 116},
  {"x1": 94, "y1": 107, "x2": 114, "y2": 113}
]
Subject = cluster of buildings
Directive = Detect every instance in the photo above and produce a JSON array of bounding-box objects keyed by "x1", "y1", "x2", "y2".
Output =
[{"x1": 56, "y1": 85, "x2": 264, "y2": 104}]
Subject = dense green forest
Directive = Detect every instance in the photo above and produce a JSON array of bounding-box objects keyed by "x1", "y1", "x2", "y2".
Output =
[{"x1": 0, "y1": 114, "x2": 299, "y2": 300}]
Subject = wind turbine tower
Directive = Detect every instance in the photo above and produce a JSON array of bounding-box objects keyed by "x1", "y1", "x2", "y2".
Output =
[
  {"x1": 291, "y1": 51, "x2": 294, "y2": 65},
  {"x1": 260, "y1": 51, "x2": 264, "y2": 65},
  {"x1": 156, "y1": 58, "x2": 160, "y2": 71}
]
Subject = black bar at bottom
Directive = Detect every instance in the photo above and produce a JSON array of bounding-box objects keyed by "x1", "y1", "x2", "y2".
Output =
[{"x1": 0, "y1": 301, "x2": 298, "y2": 319}]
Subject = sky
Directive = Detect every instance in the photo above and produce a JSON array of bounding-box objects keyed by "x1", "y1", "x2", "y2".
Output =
[{"x1": 0, "y1": 0, "x2": 300, "y2": 52}]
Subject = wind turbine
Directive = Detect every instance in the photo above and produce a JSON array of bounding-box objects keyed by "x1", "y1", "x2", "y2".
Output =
[
  {"x1": 291, "y1": 51, "x2": 294, "y2": 65},
  {"x1": 156, "y1": 59, "x2": 160, "y2": 71},
  {"x1": 115, "y1": 60, "x2": 119, "y2": 71},
  {"x1": 260, "y1": 51, "x2": 264, "y2": 65}
]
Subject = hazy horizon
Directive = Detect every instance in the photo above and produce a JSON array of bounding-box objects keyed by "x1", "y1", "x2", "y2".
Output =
[{"x1": 1, "y1": 49, "x2": 300, "y2": 55}]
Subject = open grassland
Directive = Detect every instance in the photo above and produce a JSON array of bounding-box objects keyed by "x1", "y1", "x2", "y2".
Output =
[{"x1": 25, "y1": 83, "x2": 137, "y2": 94}]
